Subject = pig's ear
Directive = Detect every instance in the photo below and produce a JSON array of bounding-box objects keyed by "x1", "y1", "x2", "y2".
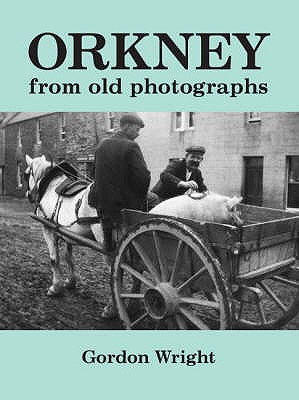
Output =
[
  {"x1": 25, "y1": 154, "x2": 33, "y2": 166},
  {"x1": 227, "y1": 196, "x2": 242, "y2": 209}
]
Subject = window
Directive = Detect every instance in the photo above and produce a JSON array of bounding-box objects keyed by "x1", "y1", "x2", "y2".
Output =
[
  {"x1": 17, "y1": 126, "x2": 22, "y2": 147},
  {"x1": 59, "y1": 113, "x2": 66, "y2": 140},
  {"x1": 175, "y1": 112, "x2": 183, "y2": 130},
  {"x1": 86, "y1": 162, "x2": 95, "y2": 179},
  {"x1": 174, "y1": 112, "x2": 195, "y2": 131},
  {"x1": 188, "y1": 112, "x2": 195, "y2": 128},
  {"x1": 17, "y1": 162, "x2": 22, "y2": 188},
  {"x1": 36, "y1": 120, "x2": 42, "y2": 144},
  {"x1": 0, "y1": 167, "x2": 3, "y2": 195},
  {"x1": 248, "y1": 112, "x2": 261, "y2": 123},
  {"x1": 77, "y1": 161, "x2": 95, "y2": 180},
  {"x1": 287, "y1": 156, "x2": 299, "y2": 209},
  {"x1": 0, "y1": 130, "x2": 4, "y2": 167},
  {"x1": 107, "y1": 112, "x2": 115, "y2": 132}
]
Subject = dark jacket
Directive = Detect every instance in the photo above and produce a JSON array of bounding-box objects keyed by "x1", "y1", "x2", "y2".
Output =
[
  {"x1": 152, "y1": 158, "x2": 207, "y2": 200},
  {"x1": 89, "y1": 133, "x2": 151, "y2": 222}
]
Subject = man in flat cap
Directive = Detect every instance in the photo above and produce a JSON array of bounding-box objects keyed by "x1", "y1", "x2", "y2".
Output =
[
  {"x1": 90, "y1": 113, "x2": 150, "y2": 317},
  {"x1": 152, "y1": 146, "x2": 208, "y2": 201}
]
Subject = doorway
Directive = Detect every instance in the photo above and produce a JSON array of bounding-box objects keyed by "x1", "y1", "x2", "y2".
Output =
[
  {"x1": 286, "y1": 156, "x2": 299, "y2": 209},
  {"x1": 243, "y1": 157, "x2": 263, "y2": 206}
]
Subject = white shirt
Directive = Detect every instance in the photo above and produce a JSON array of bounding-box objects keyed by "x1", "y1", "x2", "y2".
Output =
[{"x1": 186, "y1": 170, "x2": 192, "y2": 181}]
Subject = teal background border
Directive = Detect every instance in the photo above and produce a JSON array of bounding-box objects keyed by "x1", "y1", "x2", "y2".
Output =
[
  {"x1": 2, "y1": 331, "x2": 299, "y2": 400},
  {"x1": 0, "y1": 0, "x2": 298, "y2": 110},
  {"x1": 1, "y1": 1, "x2": 299, "y2": 398}
]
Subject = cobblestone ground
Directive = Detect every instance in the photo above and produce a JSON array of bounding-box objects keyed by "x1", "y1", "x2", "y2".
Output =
[{"x1": 1, "y1": 197, "x2": 299, "y2": 330}]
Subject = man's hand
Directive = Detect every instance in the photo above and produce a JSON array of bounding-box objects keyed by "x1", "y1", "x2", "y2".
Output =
[{"x1": 178, "y1": 180, "x2": 198, "y2": 190}]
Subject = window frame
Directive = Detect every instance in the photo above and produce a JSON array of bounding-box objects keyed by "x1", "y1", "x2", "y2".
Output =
[
  {"x1": 248, "y1": 112, "x2": 261, "y2": 123},
  {"x1": 17, "y1": 125, "x2": 22, "y2": 147},
  {"x1": 286, "y1": 155, "x2": 299, "y2": 211},
  {"x1": 59, "y1": 113, "x2": 66, "y2": 141},
  {"x1": 107, "y1": 112, "x2": 115, "y2": 132},
  {"x1": 16, "y1": 162, "x2": 22, "y2": 188},
  {"x1": 36, "y1": 119, "x2": 42, "y2": 145},
  {"x1": 187, "y1": 112, "x2": 195, "y2": 129},
  {"x1": 174, "y1": 112, "x2": 195, "y2": 131}
]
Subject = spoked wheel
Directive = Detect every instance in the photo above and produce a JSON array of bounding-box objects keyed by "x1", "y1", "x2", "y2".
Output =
[
  {"x1": 234, "y1": 266, "x2": 299, "y2": 329},
  {"x1": 112, "y1": 218, "x2": 233, "y2": 330}
]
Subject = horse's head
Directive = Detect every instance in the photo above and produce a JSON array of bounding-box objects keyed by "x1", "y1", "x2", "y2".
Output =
[
  {"x1": 225, "y1": 196, "x2": 243, "y2": 227},
  {"x1": 24, "y1": 155, "x2": 52, "y2": 203}
]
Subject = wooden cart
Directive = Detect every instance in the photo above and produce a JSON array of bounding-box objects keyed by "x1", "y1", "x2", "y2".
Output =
[
  {"x1": 111, "y1": 204, "x2": 299, "y2": 329},
  {"x1": 32, "y1": 203, "x2": 299, "y2": 330}
]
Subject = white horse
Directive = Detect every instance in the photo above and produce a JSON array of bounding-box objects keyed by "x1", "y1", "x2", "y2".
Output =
[{"x1": 24, "y1": 154, "x2": 104, "y2": 296}]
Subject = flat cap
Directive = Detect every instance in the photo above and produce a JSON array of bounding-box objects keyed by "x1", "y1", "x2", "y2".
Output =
[
  {"x1": 185, "y1": 145, "x2": 206, "y2": 155},
  {"x1": 120, "y1": 113, "x2": 145, "y2": 128}
]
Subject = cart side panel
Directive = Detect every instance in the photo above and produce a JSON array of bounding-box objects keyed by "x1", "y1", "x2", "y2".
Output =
[
  {"x1": 237, "y1": 218, "x2": 299, "y2": 280},
  {"x1": 122, "y1": 208, "x2": 299, "y2": 283},
  {"x1": 238, "y1": 203, "x2": 297, "y2": 223},
  {"x1": 122, "y1": 209, "x2": 239, "y2": 279}
]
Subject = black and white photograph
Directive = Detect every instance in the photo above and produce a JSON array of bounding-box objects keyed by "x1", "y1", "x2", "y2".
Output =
[{"x1": 0, "y1": 111, "x2": 299, "y2": 330}]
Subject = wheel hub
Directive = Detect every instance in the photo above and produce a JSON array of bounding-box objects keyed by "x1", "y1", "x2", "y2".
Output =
[{"x1": 144, "y1": 283, "x2": 178, "y2": 320}]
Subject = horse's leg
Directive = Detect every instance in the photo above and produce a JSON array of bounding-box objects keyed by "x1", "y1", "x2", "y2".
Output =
[
  {"x1": 42, "y1": 227, "x2": 64, "y2": 296},
  {"x1": 64, "y1": 242, "x2": 77, "y2": 289}
]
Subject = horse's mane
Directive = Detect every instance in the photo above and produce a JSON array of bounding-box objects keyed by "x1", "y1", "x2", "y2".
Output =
[{"x1": 32, "y1": 157, "x2": 52, "y2": 182}]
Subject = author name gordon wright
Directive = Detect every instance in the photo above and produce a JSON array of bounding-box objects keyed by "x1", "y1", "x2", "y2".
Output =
[{"x1": 81, "y1": 349, "x2": 216, "y2": 367}]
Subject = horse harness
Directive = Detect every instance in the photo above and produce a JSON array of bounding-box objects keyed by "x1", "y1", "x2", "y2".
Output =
[{"x1": 26, "y1": 162, "x2": 100, "y2": 226}]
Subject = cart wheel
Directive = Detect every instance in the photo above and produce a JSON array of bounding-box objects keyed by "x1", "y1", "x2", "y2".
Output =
[
  {"x1": 112, "y1": 218, "x2": 233, "y2": 330},
  {"x1": 234, "y1": 267, "x2": 299, "y2": 329}
]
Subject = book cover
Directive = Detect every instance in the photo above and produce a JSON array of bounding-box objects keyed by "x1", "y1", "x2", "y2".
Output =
[{"x1": 0, "y1": 1, "x2": 298, "y2": 399}]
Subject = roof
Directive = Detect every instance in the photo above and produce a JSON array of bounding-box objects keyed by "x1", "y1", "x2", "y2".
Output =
[
  {"x1": 0, "y1": 112, "x2": 18, "y2": 128},
  {"x1": 4, "y1": 112, "x2": 55, "y2": 126}
]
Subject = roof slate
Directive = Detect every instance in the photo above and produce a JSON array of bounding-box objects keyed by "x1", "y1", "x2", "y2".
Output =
[{"x1": 5, "y1": 112, "x2": 55, "y2": 126}]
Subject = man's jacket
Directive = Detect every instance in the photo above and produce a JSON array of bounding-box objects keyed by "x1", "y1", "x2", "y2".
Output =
[
  {"x1": 89, "y1": 133, "x2": 150, "y2": 222},
  {"x1": 152, "y1": 158, "x2": 207, "y2": 200}
]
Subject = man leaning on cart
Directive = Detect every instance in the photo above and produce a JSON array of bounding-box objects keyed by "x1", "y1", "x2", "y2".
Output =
[{"x1": 151, "y1": 145, "x2": 209, "y2": 201}]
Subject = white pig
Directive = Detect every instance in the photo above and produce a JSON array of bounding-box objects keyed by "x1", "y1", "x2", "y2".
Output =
[{"x1": 150, "y1": 192, "x2": 243, "y2": 226}]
